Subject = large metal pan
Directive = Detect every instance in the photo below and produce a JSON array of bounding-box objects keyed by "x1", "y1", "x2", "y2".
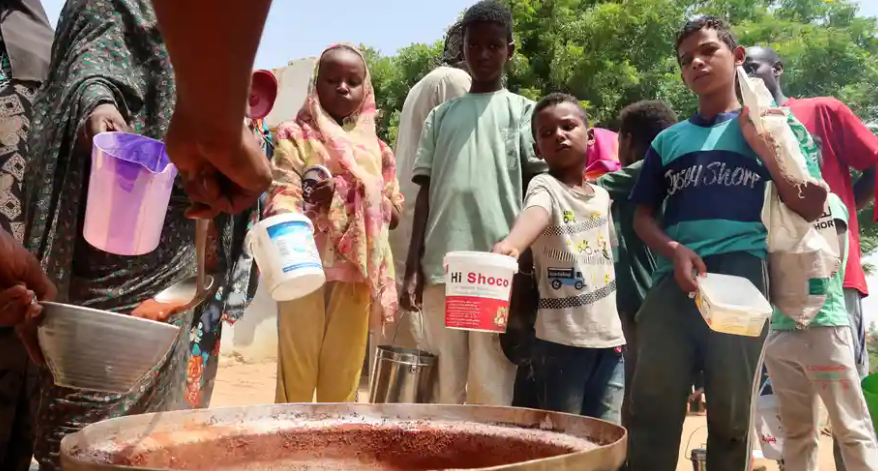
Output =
[{"x1": 61, "y1": 403, "x2": 626, "y2": 471}]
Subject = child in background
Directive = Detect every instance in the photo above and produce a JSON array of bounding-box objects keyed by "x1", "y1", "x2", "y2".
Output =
[
  {"x1": 764, "y1": 194, "x2": 878, "y2": 470},
  {"x1": 494, "y1": 93, "x2": 625, "y2": 423},
  {"x1": 382, "y1": 21, "x2": 471, "y2": 364},
  {"x1": 626, "y1": 17, "x2": 828, "y2": 471},
  {"x1": 596, "y1": 100, "x2": 675, "y2": 426},
  {"x1": 584, "y1": 128, "x2": 622, "y2": 180},
  {"x1": 401, "y1": 0, "x2": 547, "y2": 405},
  {"x1": 266, "y1": 44, "x2": 402, "y2": 404}
]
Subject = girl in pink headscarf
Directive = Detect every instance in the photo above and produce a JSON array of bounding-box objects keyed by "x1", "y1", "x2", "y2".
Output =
[{"x1": 266, "y1": 44, "x2": 402, "y2": 403}]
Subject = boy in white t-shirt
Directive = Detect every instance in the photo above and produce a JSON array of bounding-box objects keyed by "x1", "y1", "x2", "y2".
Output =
[{"x1": 494, "y1": 93, "x2": 625, "y2": 422}]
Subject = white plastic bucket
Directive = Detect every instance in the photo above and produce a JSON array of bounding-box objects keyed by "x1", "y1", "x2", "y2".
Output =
[
  {"x1": 443, "y1": 251, "x2": 518, "y2": 333},
  {"x1": 694, "y1": 273, "x2": 772, "y2": 337},
  {"x1": 247, "y1": 213, "x2": 325, "y2": 301}
]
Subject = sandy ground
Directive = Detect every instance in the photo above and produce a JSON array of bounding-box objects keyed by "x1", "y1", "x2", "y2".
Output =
[{"x1": 211, "y1": 359, "x2": 839, "y2": 471}]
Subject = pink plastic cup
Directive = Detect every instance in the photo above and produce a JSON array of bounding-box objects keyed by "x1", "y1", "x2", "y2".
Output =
[{"x1": 83, "y1": 132, "x2": 177, "y2": 256}]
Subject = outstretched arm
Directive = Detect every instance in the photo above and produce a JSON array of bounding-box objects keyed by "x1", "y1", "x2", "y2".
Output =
[
  {"x1": 152, "y1": 0, "x2": 274, "y2": 216},
  {"x1": 494, "y1": 207, "x2": 551, "y2": 259},
  {"x1": 152, "y1": 0, "x2": 270, "y2": 143}
]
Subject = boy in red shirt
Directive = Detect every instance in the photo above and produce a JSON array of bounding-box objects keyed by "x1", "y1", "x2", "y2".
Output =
[{"x1": 745, "y1": 44, "x2": 878, "y2": 471}]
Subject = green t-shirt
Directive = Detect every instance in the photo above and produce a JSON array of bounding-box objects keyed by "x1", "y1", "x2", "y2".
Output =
[
  {"x1": 597, "y1": 161, "x2": 657, "y2": 315},
  {"x1": 412, "y1": 90, "x2": 547, "y2": 285},
  {"x1": 770, "y1": 193, "x2": 849, "y2": 330}
]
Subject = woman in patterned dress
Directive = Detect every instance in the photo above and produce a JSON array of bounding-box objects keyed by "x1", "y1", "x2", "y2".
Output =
[
  {"x1": 23, "y1": 1, "x2": 257, "y2": 469},
  {"x1": 0, "y1": 1, "x2": 53, "y2": 470}
]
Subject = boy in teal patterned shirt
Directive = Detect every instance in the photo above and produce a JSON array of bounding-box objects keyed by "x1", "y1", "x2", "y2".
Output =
[{"x1": 626, "y1": 17, "x2": 828, "y2": 471}]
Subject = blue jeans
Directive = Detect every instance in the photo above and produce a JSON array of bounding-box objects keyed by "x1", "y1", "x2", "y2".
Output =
[{"x1": 530, "y1": 338, "x2": 624, "y2": 423}]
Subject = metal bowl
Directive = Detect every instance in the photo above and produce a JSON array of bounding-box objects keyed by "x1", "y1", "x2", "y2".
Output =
[{"x1": 37, "y1": 302, "x2": 180, "y2": 394}]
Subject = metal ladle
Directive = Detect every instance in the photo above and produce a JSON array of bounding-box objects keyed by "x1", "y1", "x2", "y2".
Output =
[
  {"x1": 195, "y1": 218, "x2": 209, "y2": 295},
  {"x1": 152, "y1": 218, "x2": 214, "y2": 310}
]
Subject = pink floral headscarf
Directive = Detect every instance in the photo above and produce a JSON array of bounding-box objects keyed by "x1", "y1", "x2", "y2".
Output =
[{"x1": 268, "y1": 44, "x2": 402, "y2": 329}]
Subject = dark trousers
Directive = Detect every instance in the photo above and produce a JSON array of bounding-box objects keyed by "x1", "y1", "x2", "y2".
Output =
[
  {"x1": 627, "y1": 252, "x2": 768, "y2": 471},
  {"x1": 619, "y1": 311, "x2": 637, "y2": 428},
  {"x1": 511, "y1": 361, "x2": 538, "y2": 409},
  {"x1": 0, "y1": 331, "x2": 39, "y2": 471},
  {"x1": 531, "y1": 338, "x2": 624, "y2": 423}
]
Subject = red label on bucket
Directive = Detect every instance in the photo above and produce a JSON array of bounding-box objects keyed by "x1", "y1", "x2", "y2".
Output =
[
  {"x1": 444, "y1": 264, "x2": 514, "y2": 333},
  {"x1": 445, "y1": 295, "x2": 509, "y2": 333}
]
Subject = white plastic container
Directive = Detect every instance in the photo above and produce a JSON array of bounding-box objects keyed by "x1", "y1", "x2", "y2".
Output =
[
  {"x1": 694, "y1": 273, "x2": 772, "y2": 337},
  {"x1": 443, "y1": 251, "x2": 518, "y2": 333},
  {"x1": 247, "y1": 213, "x2": 325, "y2": 301}
]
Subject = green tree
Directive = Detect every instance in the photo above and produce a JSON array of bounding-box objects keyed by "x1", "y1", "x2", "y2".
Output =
[
  {"x1": 363, "y1": 42, "x2": 444, "y2": 144},
  {"x1": 365, "y1": 0, "x2": 878, "y2": 260},
  {"x1": 368, "y1": 0, "x2": 878, "y2": 127},
  {"x1": 728, "y1": 0, "x2": 878, "y2": 265},
  {"x1": 502, "y1": 0, "x2": 696, "y2": 125}
]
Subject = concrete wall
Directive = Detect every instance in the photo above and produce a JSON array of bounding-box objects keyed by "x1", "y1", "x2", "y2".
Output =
[
  {"x1": 264, "y1": 57, "x2": 317, "y2": 131},
  {"x1": 219, "y1": 278, "x2": 279, "y2": 362}
]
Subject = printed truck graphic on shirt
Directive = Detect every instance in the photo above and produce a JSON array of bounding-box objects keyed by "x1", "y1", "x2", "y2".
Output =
[
  {"x1": 563, "y1": 210, "x2": 576, "y2": 224},
  {"x1": 548, "y1": 267, "x2": 585, "y2": 291}
]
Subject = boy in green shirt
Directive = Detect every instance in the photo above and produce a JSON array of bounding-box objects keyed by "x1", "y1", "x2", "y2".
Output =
[
  {"x1": 401, "y1": 1, "x2": 546, "y2": 405},
  {"x1": 763, "y1": 194, "x2": 878, "y2": 470},
  {"x1": 597, "y1": 100, "x2": 675, "y2": 427}
]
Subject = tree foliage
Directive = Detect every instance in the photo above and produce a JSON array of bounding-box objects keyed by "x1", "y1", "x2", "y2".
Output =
[
  {"x1": 363, "y1": 0, "x2": 878, "y2": 258},
  {"x1": 362, "y1": 42, "x2": 444, "y2": 145}
]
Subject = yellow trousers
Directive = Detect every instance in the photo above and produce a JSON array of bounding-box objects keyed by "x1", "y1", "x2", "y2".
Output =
[{"x1": 276, "y1": 282, "x2": 370, "y2": 403}]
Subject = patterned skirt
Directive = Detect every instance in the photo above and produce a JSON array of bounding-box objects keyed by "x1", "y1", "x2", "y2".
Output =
[{"x1": 0, "y1": 81, "x2": 35, "y2": 242}]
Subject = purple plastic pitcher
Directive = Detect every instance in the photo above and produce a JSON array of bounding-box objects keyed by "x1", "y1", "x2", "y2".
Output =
[{"x1": 83, "y1": 132, "x2": 177, "y2": 256}]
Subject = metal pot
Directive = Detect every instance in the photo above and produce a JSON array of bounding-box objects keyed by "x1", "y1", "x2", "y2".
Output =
[
  {"x1": 369, "y1": 345, "x2": 436, "y2": 404},
  {"x1": 61, "y1": 403, "x2": 627, "y2": 471}
]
